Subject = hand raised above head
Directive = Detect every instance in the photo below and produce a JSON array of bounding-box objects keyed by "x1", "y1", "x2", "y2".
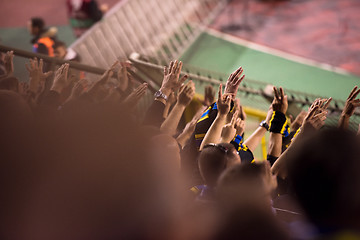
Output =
[
  {"x1": 177, "y1": 80, "x2": 195, "y2": 106},
  {"x1": 272, "y1": 87, "x2": 288, "y2": 114},
  {"x1": 217, "y1": 84, "x2": 232, "y2": 116},
  {"x1": 224, "y1": 66, "x2": 245, "y2": 97},
  {"x1": 342, "y1": 86, "x2": 360, "y2": 117},
  {"x1": 160, "y1": 60, "x2": 188, "y2": 96},
  {"x1": 4, "y1": 51, "x2": 14, "y2": 76}
]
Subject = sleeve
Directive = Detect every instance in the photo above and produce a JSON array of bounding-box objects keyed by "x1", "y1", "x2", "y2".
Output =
[{"x1": 142, "y1": 100, "x2": 166, "y2": 128}]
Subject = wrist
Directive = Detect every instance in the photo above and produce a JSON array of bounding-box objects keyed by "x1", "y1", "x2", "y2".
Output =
[
  {"x1": 159, "y1": 87, "x2": 172, "y2": 97},
  {"x1": 50, "y1": 84, "x2": 63, "y2": 94}
]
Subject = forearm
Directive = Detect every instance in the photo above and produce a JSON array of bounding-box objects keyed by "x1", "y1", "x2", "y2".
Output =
[
  {"x1": 163, "y1": 102, "x2": 172, "y2": 118},
  {"x1": 338, "y1": 114, "x2": 350, "y2": 129},
  {"x1": 160, "y1": 103, "x2": 186, "y2": 135},
  {"x1": 244, "y1": 127, "x2": 267, "y2": 152},
  {"x1": 200, "y1": 114, "x2": 226, "y2": 150},
  {"x1": 176, "y1": 132, "x2": 191, "y2": 148},
  {"x1": 268, "y1": 132, "x2": 282, "y2": 157}
]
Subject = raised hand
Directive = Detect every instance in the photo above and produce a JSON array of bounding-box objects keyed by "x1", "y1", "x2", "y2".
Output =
[
  {"x1": 224, "y1": 66, "x2": 245, "y2": 97},
  {"x1": 234, "y1": 117, "x2": 245, "y2": 136},
  {"x1": 50, "y1": 63, "x2": 70, "y2": 94},
  {"x1": 272, "y1": 87, "x2": 288, "y2": 114},
  {"x1": 25, "y1": 58, "x2": 53, "y2": 93},
  {"x1": 220, "y1": 111, "x2": 239, "y2": 143},
  {"x1": 117, "y1": 61, "x2": 131, "y2": 92},
  {"x1": 123, "y1": 83, "x2": 148, "y2": 106},
  {"x1": 290, "y1": 111, "x2": 307, "y2": 132},
  {"x1": 342, "y1": 86, "x2": 360, "y2": 117},
  {"x1": 203, "y1": 85, "x2": 215, "y2": 106},
  {"x1": 217, "y1": 84, "x2": 231, "y2": 116},
  {"x1": 4, "y1": 51, "x2": 14, "y2": 76},
  {"x1": 87, "y1": 61, "x2": 118, "y2": 98},
  {"x1": 177, "y1": 81, "x2": 195, "y2": 106},
  {"x1": 160, "y1": 60, "x2": 188, "y2": 96},
  {"x1": 302, "y1": 101, "x2": 328, "y2": 133},
  {"x1": 70, "y1": 78, "x2": 89, "y2": 99}
]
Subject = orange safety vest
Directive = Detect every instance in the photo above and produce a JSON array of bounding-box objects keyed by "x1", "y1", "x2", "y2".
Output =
[{"x1": 33, "y1": 37, "x2": 55, "y2": 57}]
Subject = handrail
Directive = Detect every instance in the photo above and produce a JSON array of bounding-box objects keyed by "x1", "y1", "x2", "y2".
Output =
[{"x1": 0, "y1": 44, "x2": 105, "y2": 75}]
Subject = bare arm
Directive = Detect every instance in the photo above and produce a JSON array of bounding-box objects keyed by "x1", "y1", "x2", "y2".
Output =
[
  {"x1": 199, "y1": 84, "x2": 231, "y2": 150},
  {"x1": 160, "y1": 81, "x2": 195, "y2": 136}
]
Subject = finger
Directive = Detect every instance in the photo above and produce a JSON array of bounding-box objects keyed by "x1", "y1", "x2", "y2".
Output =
[
  {"x1": 164, "y1": 66, "x2": 168, "y2": 76},
  {"x1": 273, "y1": 86, "x2": 279, "y2": 100},
  {"x1": 306, "y1": 105, "x2": 319, "y2": 120},
  {"x1": 43, "y1": 71, "x2": 53, "y2": 78},
  {"x1": 233, "y1": 67, "x2": 243, "y2": 81},
  {"x1": 234, "y1": 74, "x2": 245, "y2": 86},
  {"x1": 171, "y1": 60, "x2": 178, "y2": 73},
  {"x1": 348, "y1": 86, "x2": 358, "y2": 100},
  {"x1": 231, "y1": 67, "x2": 243, "y2": 81},
  {"x1": 279, "y1": 87, "x2": 285, "y2": 100},
  {"x1": 351, "y1": 88, "x2": 360, "y2": 100},
  {"x1": 218, "y1": 84, "x2": 223, "y2": 100},
  {"x1": 176, "y1": 61, "x2": 183, "y2": 75},
  {"x1": 231, "y1": 111, "x2": 239, "y2": 126},
  {"x1": 39, "y1": 59, "x2": 43, "y2": 71},
  {"x1": 168, "y1": 61, "x2": 174, "y2": 73},
  {"x1": 179, "y1": 74, "x2": 188, "y2": 85},
  {"x1": 322, "y1": 97, "x2": 332, "y2": 110}
]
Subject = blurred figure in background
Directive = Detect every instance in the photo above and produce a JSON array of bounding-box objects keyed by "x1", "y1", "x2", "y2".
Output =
[
  {"x1": 66, "y1": 0, "x2": 109, "y2": 38},
  {"x1": 28, "y1": 17, "x2": 57, "y2": 57}
]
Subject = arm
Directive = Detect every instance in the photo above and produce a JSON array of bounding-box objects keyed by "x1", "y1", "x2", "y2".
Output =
[
  {"x1": 243, "y1": 105, "x2": 272, "y2": 152},
  {"x1": 163, "y1": 92, "x2": 176, "y2": 118},
  {"x1": 143, "y1": 60, "x2": 187, "y2": 127},
  {"x1": 160, "y1": 81, "x2": 195, "y2": 136},
  {"x1": 272, "y1": 100, "x2": 329, "y2": 179},
  {"x1": 268, "y1": 87, "x2": 288, "y2": 158},
  {"x1": 338, "y1": 86, "x2": 360, "y2": 130},
  {"x1": 199, "y1": 84, "x2": 231, "y2": 150}
]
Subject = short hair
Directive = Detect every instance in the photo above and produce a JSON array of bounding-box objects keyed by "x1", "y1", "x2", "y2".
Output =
[
  {"x1": 53, "y1": 41, "x2": 66, "y2": 49},
  {"x1": 287, "y1": 128, "x2": 360, "y2": 229},
  {"x1": 31, "y1": 17, "x2": 45, "y2": 30},
  {"x1": 198, "y1": 143, "x2": 238, "y2": 187}
]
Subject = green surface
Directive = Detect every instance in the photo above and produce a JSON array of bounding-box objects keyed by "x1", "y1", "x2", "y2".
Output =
[
  {"x1": 181, "y1": 32, "x2": 360, "y2": 101},
  {"x1": 0, "y1": 25, "x2": 76, "y2": 81}
]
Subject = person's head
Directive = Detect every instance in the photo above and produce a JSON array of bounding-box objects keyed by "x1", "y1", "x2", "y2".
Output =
[
  {"x1": 28, "y1": 17, "x2": 45, "y2": 36},
  {"x1": 0, "y1": 76, "x2": 19, "y2": 92},
  {"x1": 287, "y1": 128, "x2": 360, "y2": 230},
  {"x1": 198, "y1": 143, "x2": 240, "y2": 187},
  {"x1": 216, "y1": 162, "x2": 277, "y2": 209},
  {"x1": 53, "y1": 41, "x2": 67, "y2": 59}
]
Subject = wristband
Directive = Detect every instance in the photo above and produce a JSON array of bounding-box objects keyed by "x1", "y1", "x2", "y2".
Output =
[
  {"x1": 259, "y1": 120, "x2": 269, "y2": 131},
  {"x1": 269, "y1": 111, "x2": 287, "y2": 134}
]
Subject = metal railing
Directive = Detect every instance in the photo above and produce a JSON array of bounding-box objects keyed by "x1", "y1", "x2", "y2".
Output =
[{"x1": 69, "y1": 0, "x2": 227, "y2": 69}]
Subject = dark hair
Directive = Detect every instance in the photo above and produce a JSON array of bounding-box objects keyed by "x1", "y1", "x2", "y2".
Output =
[
  {"x1": 53, "y1": 41, "x2": 66, "y2": 49},
  {"x1": 198, "y1": 143, "x2": 238, "y2": 187},
  {"x1": 287, "y1": 128, "x2": 360, "y2": 230},
  {"x1": 31, "y1": 17, "x2": 45, "y2": 31}
]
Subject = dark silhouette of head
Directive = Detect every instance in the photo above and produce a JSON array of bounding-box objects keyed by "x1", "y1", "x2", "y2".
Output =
[
  {"x1": 287, "y1": 128, "x2": 360, "y2": 231},
  {"x1": 198, "y1": 143, "x2": 240, "y2": 187}
]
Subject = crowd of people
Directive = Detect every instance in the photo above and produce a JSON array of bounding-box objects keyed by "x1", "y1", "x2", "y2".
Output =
[{"x1": 0, "y1": 46, "x2": 360, "y2": 240}]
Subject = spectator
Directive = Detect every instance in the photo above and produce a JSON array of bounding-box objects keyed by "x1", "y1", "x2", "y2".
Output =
[
  {"x1": 66, "y1": 0, "x2": 108, "y2": 38},
  {"x1": 27, "y1": 17, "x2": 57, "y2": 56}
]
